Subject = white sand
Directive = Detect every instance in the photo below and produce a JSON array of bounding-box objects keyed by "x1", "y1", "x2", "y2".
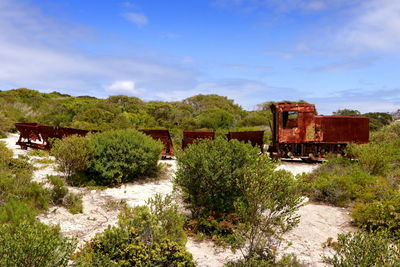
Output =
[
  {"x1": 277, "y1": 161, "x2": 320, "y2": 176},
  {"x1": 2, "y1": 133, "x2": 352, "y2": 266}
]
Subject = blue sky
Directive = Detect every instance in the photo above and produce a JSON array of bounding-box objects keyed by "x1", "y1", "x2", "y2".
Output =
[{"x1": 1, "y1": 0, "x2": 400, "y2": 114}]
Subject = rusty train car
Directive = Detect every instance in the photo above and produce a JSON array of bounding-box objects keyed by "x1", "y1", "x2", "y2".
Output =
[{"x1": 268, "y1": 103, "x2": 369, "y2": 160}]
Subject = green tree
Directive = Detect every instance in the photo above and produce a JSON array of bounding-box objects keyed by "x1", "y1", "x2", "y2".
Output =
[
  {"x1": 195, "y1": 107, "x2": 235, "y2": 129},
  {"x1": 364, "y1": 112, "x2": 393, "y2": 131},
  {"x1": 332, "y1": 109, "x2": 361, "y2": 116}
]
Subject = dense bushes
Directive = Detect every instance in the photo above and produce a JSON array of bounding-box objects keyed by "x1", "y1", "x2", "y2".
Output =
[
  {"x1": 75, "y1": 194, "x2": 194, "y2": 266},
  {"x1": 88, "y1": 129, "x2": 163, "y2": 185},
  {"x1": 0, "y1": 143, "x2": 49, "y2": 223},
  {"x1": 51, "y1": 135, "x2": 94, "y2": 178},
  {"x1": 303, "y1": 122, "x2": 400, "y2": 238},
  {"x1": 0, "y1": 142, "x2": 76, "y2": 265},
  {"x1": 175, "y1": 137, "x2": 260, "y2": 216},
  {"x1": 51, "y1": 129, "x2": 163, "y2": 186},
  {"x1": 325, "y1": 230, "x2": 400, "y2": 266},
  {"x1": 176, "y1": 138, "x2": 302, "y2": 262},
  {"x1": 301, "y1": 158, "x2": 384, "y2": 207},
  {"x1": 352, "y1": 196, "x2": 400, "y2": 234},
  {"x1": 0, "y1": 221, "x2": 76, "y2": 267}
]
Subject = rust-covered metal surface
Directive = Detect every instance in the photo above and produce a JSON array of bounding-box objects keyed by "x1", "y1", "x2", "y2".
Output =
[
  {"x1": 315, "y1": 116, "x2": 369, "y2": 143},
  {"x1": 227, "y1": 131, "x2": 264, "y2": 153},
  {"x1": 271, "y1": 103, "x2": 316, "y2": 144},
  {"x1": 182, "y1": 130, "x2": 215, "y2": 150},
  {"x1": 15, "y1": 123, "x2": 92, "y2": 150},
  {"x1": 269, "y1": 103, "x2": 369, "y2": 159},
  {"x1": 139, "y1": 129, "x2": 174, "y2": 158}
]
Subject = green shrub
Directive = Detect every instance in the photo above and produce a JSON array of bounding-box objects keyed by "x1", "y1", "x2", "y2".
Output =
[
  {"x1": 0, "y1": 157, "x2": 49, "y2": 224},
  {"x1": 348, "y1": 143, "x2": 392, "y2": 176},
  {"x1": 0, "y1": 141, "x2": 13, "y2": 168},
  {"x1": 51, "y1": 135, "x2": 94, "y2": 178},
  {"x1": 27, "y1": 149, "x2": 48, "y2": 157},
  {"x1": 324, "y1": 230, "x2": 400, "y2": 266},
  {"x1": 352, "y1": 194, "x2": 400, "y2": 235},
  {"x1": 185, "y1": 213, "x2": 240, "y2": 245},
  {"x1": 302, "y1": 158, "x2": 382, "y2": 207},
  {"x1": 175, "y1": 137, "x2": 260, "y2": 216},
  {"x1": 0, "y1": 200, "x2": 39, "y2": 225},
  {"x1": 64, "y1": 192, "x2": 83, "y2": 214},
  {"x1": 0, "y1": 220, "x2": 76, "y2": 267},
  {"x1": 225, "y1": 254, "x2": 303, "y2": 267},
  {"x1": 8, "y1": 156, "x2": 34, "y2": 175},
  {"x1": 75, "y1": 194, "x2": 194, "y2": 266},
  {"x1": 233, "y1": 156, "x2": 302, "y2": 260},
  {"x1": 47, "y1": 175, "x2": 83, "y2": 214},
  {"x1": 87, "y1": 129, "x2": 163, "y2": 185},
  {"x1": 48, "y1": 175, "x2": 68, "y2": 205}
]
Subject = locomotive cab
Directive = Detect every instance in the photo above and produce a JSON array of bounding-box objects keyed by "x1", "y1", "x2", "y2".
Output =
[{"x1": 269, "y1": 103, "x2": 369, "y2": 160}]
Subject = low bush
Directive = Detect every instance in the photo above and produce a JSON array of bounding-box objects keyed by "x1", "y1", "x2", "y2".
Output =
[
  {"x1": 0, "y1": 142, "x2": 13, "y2": 167},
  {"x1": 347, "y1": 143, "x2": 393, "y2": 176},
  {"x1": 352, "y1": 194, "x2": 400, "y2": 235},
  {"x1": 225, "y1": 254, "x2": 303, "y2": 267},
  {"x1": 324, "y1": 230, "x2": 400, "y2": 266},
  {"x1": 175, "y1": 137, "x2": 260, "y2": 217},
  {"x1": 0, "y1": 220, "x2": 76, "y2": 266},
  {"x1": 87, "y1": 129, "x2": 163, "y2": 185},
  {"x1": 27, "y1": 149, "x2": 48, "y2": 157},
  {"x1": 301, "y1": 158, "x2": 385, "y2": 207},
  {"x1": 185, "y1": 213, "x2": 240, "y2": 245},
  {"x1": 51, "y1": 135, "x2": 94, "y2": 178},
  {"x1": 64, "y1": 192, "x2": 83, "y2": 214},
  {"x1": 0, "y1": 148, "x2": 49, "y2": 224},
  {"x1": 47, "y1": 175, "x2": 83, "y2": 214},
  {"x1": 75, "y1": 194, "x2": 194, "y2": 266},
  {"x1": 48, "y1": 175, "x2": 68, "y2": 205},
  {"x1": 233, "y1": 156, "x2": 302, "y2": 260}
]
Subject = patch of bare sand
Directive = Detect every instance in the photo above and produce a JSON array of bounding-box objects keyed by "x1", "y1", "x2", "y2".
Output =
[
  {"x1": 38, "y1": 162, "x2": 175, "y2": 247},
  {"x1": 277, "y1": 161, "x2": 320, "y2": 176},
  {"x1": 3, "y1": 133, "x2": 28, "y2": 157},
  {"x1": 281, "y1": 202, "x2": 354, "y2": 266}
]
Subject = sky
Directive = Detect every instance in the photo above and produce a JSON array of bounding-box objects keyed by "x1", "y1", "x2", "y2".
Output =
[{"x1": 0, "y1": 0, "x2": 400, "y2": 114}]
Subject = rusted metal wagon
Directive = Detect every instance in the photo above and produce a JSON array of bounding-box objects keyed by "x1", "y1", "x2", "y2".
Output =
[
  {"x1": 182, "y1": 130, "x2": 215, "y2": 150},
  {"x1": 268, "y1": 103, "x2": 369, "y2": 160},
  {"x1": 227, "y1": 131, "x2": 265, "y2": 153},
  {"x1": 15, "y1": 123, "x2": 46, "y2": 149},
  {"x1": 139, "y1": 129, "x2": 174, "y2": 158},
  {"x1": 15, "y1": 123, "x2": 92, "y2": 150}
]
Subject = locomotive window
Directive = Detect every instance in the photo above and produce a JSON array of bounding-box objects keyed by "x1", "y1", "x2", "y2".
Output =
[{"x1": 283, "y1": 111, "x2": 298, "y2": 128}]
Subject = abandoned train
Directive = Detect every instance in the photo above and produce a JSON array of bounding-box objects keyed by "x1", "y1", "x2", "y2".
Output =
[
  {"x1": 15, "y1": 102, "x2": 369, "y2": 160},
  {"x1": 268, "y1": 103, "x2": 369, "y2": 160}
]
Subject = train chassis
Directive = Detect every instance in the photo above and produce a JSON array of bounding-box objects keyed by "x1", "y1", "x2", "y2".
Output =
[{"x1": 269, "y1": 143, "x2": 348, "y2": 160}]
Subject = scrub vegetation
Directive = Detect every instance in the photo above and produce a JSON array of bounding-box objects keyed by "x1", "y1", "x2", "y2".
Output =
[
  {"x1": 1, "y1": 88, "x2": 398, "y2": 265},
  {"x1": 302, "y1": 122, "x2": 400, "y2": 265}
]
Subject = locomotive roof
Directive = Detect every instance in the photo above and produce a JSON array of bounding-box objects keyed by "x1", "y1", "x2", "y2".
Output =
[{"x1": 271, "y1": 103, "x2": 316, "y2": 112}]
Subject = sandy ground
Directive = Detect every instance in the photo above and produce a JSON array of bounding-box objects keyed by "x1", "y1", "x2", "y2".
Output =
[
  {"x1": 2, "y1": 133, "x2": 353, "y2": 266},
  {"x1": 277, "y1": 161, "x2": 320, "y2": 176}
]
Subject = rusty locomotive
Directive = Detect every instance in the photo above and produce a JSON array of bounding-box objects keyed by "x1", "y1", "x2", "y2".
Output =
[{"x1": 268, "y1": 103, "x2": 369, "y2": 160}]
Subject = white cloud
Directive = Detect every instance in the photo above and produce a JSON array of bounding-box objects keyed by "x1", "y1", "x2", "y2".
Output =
[
  {"x1": 337, "y1": 0, "x2": 400, "y2": 51},
  {"x1": 106, "y1": 80, "x2": 144, "y2": 95},
  {"x1": 123, "y1": 12, "x2": 148, "y2": 27}
]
